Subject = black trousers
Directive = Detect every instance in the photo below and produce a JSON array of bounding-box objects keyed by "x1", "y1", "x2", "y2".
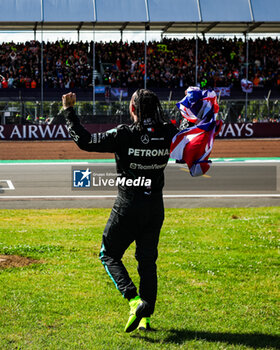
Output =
[{"x1": 99, "y1": 189, "x2": 164, "y2": 316}]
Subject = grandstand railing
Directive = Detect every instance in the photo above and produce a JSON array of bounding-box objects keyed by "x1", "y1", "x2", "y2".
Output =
[
  {"x1": 1, "y1": 86, "x2": 279, "y2": 102},
  {"x1": 1, "y1": 99, "x2": 280, "y2": 125}
]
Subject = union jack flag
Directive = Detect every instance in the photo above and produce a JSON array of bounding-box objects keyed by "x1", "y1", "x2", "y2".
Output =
[{"x1": 171, "y1": 87, "x2": 222, "y2": 177}]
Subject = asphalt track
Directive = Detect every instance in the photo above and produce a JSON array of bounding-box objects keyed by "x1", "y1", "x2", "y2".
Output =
[{"x1": 0, "y1": 159, "x2": 279, "y2": 209}]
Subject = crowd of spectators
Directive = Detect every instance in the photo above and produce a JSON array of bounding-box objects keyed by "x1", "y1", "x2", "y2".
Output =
[
  {"x1": 0, "y1": 40, "x2": 92, "y2": 89},
  {"x1": 1, "y1": 37, "x2": 280, "y2": 90}
]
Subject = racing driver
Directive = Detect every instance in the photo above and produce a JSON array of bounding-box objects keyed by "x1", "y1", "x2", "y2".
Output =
[{"x1": 62, "y1": 89, "x2": 178, "y2": 333}]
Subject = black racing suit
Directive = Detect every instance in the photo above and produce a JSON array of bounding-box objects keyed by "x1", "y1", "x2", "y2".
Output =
[{"x1": 63, "y1": 107, "x2": 178, "y2": 315}]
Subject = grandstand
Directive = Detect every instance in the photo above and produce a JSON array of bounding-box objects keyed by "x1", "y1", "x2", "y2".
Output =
[
  {"x1": 1, "y1": 38, "x2": 280, "y2": 91},
  {"x1": 0, "y1": 0, "x2": 280, "y2": 126}
]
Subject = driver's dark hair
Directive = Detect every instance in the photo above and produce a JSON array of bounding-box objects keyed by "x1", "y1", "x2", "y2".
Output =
[{"x1": 133, "y1": 89, "x2": 167, "y2": 130}]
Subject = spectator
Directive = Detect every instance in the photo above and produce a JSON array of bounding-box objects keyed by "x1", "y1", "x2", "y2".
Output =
[
  {"x1": 8, "y1": 75, "x2": 14, "y2": 88},
  {"x1": 31, "y1": 79, "x2": 37, "y2": 88},
  {"x1": 1, "y1": 37, "x2": 280, "y2": 90},
  {"x1": 1, "y1": 77, "x2": 8, "y2": 88}
]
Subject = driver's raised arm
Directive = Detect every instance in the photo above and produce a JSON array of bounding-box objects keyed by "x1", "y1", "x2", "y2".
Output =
[{"x1": 62, "y1": 92, "x2": 118, "y2": 153}]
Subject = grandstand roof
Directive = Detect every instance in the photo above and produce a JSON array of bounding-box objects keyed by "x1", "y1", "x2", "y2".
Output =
[{"x1": 0, "y1": 0, "x2": 280, "y2": 34}]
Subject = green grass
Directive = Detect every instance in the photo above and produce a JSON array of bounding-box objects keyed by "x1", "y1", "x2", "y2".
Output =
[{"x1": 0, "y1": 208, "x2": 279, "y2": 350}]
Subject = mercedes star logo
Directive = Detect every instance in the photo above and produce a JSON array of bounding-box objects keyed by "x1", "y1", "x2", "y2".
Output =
[{"x1": 141, "y1": 134, "x2": 149, "y2": 144}]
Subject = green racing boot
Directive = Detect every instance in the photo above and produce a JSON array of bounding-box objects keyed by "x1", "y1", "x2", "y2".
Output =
[
  {"x1": 138, "y1": 317, "x2": 152, "y2": 331},
  {"x1": 124, "y1": 296, "x2": 148, "y2": 333}
]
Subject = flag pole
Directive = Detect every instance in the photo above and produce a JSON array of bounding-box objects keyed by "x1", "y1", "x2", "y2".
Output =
[
  {"x1": 245, "y1": 32, "x2": 249, "y2": 121},
  {"x1": 144, "y1": 25, "x2": 147, "y2": 89},
  {"x1": 40, "y1": 0, "x2": 44, "y2": 120},
  {"x1": 195, "y1": 23, "x2": 198, "y2": 86},
  {"x1": 92, "y1": 25, "x2": 96, "y2": 115}
]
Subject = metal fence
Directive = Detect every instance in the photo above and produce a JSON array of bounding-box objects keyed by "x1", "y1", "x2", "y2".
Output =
[{"x1": 1, "y1": 99, "x2": 280, "y2": 125}]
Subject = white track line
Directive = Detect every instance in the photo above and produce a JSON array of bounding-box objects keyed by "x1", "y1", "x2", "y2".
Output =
[
  {"x1": 0, "y1": 194, "x2": 279, "y2": 199},
  {"x1": 0, "y1": 180, "x2": 15, "y2": 190}
]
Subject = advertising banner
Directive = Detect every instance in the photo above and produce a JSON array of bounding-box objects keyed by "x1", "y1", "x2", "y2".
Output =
[
  {"x1": 0, "y1": 123, "x2": 279, "y2": 140},
  {"x1": 0, "y1": 124, "x2": 116, "y2": 140},
  {"x1": 216, "y1": 122, "x2": 280, "y2": 138}
]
